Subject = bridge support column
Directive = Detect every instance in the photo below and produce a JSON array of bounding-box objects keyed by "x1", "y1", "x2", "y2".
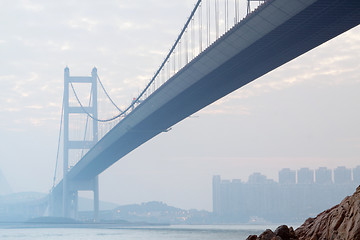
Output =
[
  {"x1": 49, "y1": 188, "x2": 63, "y2": 217},
  {"x1": 61, "y1": 66, "x2": 99, "y2": 220},
  {"x1": 63, "y1": 67, "x2": 70, "y2": 218},
  {"x1": 94, "y1": 176, "x2": 99, "y2": 222}
]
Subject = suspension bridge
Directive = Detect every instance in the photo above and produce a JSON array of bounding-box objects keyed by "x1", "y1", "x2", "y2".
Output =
[{"x1": 50, "y1": 0, "x2": 360, "y2": 220}]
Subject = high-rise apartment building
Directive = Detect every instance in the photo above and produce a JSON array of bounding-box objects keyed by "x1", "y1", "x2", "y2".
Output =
[
  {"x1": 212, "y1": 175, "x2": 221, "y2": 214},
  {"x1": 297, "y1": 168, "x2": 314, "y2": 184},
  {"x1": 279, "y1": 168, "x2": 296, "y2": 184},
  {"x1": 353, "y1": 166, "x2": 360, "y2": 184},
  {"x1": 248, "y1": 172, "x2": 268, "y2": 184},
  {"x1": 315, "y1": 167, "x2": 332, "y2": 184},
  {"x1": 334, "y1": 166, "x2": 352, "y2": 184}
]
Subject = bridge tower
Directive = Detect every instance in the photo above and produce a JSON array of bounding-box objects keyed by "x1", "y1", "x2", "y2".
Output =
[{"x1": 61, "y1": 66, "x2": 99, "y2": 220}]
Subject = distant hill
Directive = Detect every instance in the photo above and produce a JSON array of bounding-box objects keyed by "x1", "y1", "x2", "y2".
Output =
[
  {"x1": 0, "y1": 192, "x2": 48, "y2": 222},
  {"x1": 108, "y1": 201, "x2": 212, "y2": 224},
  {"x1": 0, "y1": 191, "x2": 119, "y2": 222},
  {"x1": 0, "y1": 169, "x2": 12, "y2": 196}
]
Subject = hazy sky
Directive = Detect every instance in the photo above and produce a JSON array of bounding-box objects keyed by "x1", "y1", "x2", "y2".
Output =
[{"x1": 0, "y1": 0, "x2": 359, "y2": 210}]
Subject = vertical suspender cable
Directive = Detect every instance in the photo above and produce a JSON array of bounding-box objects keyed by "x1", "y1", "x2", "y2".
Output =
[
  {"x1": 191, "y1": 18, "x2": 193, "y2": 59},
  {"x1": 207, "y1": 0, "x2": 210, "y2": 46},
  {"x1": 247, "y1": 0, "x2": 250, "y2": 15},
  {"x1": 154, "y1": 75, "x2": 156, "y2": 92},
  {"x1": 237, "y1": 0, "x2": 240, "y2": 23},
  {"x1": 215, "y1": 0, "x2": 219, "y2": 39},
  {"x1": 186, "y1": 30, "x2": 189, "y2": 64},
  {"x1": 173, "y1": 51, "x2": 176, "y2": 74},
  {"x1": 179, "y1": 41, "x2": 182, "y2": 69},
  {"x1": 167, "y1": 60, "x2": 170, "y2": 80},
  {"x1": 191, "y1": 18, "x2": 194, "y2": 60},
  {"x1": 199, "y1": 3, "x2": 202, "y2": 52},
  {"x1": 80, "y1": 91, "x2": 93, "y2": 159},
  {"x1": 235, "y1": 0, "x2": 237, "y2": 23},
  {"x1": 161, "y1": 68, "x2": 164, "y2": 85},
  {"x1": 227, "y1": 0, "x2": 229, "y2": 29},
  {"x1": 225, "y1": 0, "x2": 228, "y2": 31}
]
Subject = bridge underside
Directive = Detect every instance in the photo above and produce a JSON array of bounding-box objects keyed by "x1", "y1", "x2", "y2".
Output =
[{"x1": 57, "y1": 0, "x2": 359, "y2": 186}]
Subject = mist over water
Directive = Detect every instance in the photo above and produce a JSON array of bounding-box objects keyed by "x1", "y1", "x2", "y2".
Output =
[{"x1": 0, "y1": 225, "x2": 280, "y2": 240}]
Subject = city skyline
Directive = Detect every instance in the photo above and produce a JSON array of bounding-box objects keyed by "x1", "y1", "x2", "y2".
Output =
[
  {"x1": 2, "y1": 165, "x2": 359, "y2": 205},
  {"x1": 213, "y1": 166, "x2": 359, "y2": 223},
  {"x1": 215, "y1": 165, "x2": 360, "y2": 185}
]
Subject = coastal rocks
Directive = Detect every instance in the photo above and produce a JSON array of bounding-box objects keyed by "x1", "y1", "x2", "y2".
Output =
[
  {"x1": 247, "y1": 185, "x2": 360, "y2": 240},
  {"x1": 295, "y1": 185, "x2": 360, "y2": 240},
  {"x1": 275, "y1": 225, "x2": 296, "y2": 240},
  {"x1": 246, "y1": 225, "x2": 296, "y2": 240}
]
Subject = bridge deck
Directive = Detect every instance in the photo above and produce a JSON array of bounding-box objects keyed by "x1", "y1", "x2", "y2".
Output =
[{"x1": 61, "y1": 0, "x2": 360, "y2": 184}]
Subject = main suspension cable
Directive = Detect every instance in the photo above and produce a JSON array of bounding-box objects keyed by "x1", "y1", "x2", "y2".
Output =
[
  {"x1": 69, "y1": 0, "x2": 203, "y2": 123},
  {"x1": 69, "y1": 81, "x2": 118, "y2": 122},
  {"x1": 97, "y1": 76, "x2": 123, "y2": 113},
  {"x1": 52, "y1": 95, "x2": 64, "y2": 189}
]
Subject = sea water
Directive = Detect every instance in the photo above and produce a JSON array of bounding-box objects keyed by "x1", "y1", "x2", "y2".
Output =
[{"x1": 0, "y1": 225, "x2": 283, "y2": 240}]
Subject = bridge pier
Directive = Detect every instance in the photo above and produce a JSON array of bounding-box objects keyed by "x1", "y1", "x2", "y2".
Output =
[
  {"x1": 50, "y1": 67, "x2": 100, "y2": 221},
  {"x1": 50, "y1": 178, "x2": 99, "y2": 221},
  {"x1": 67, "y1": 178, "x2": 99, "y2": 221},
  {"x1": 49, "y1": 187, "x2": 62, "y2": 217},
  {"x1": 94, "y1": 176, "x2": 99, "y2": 222}
]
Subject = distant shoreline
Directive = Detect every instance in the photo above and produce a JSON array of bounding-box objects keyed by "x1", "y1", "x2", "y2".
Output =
[{"x1": 0, "y1": 221, "x2": 170, "y2": 229}]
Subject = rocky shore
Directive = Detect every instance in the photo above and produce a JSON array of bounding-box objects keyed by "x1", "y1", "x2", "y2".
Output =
[{"x1": 247, "y1": 185, "x2": 360, "y2": 240}]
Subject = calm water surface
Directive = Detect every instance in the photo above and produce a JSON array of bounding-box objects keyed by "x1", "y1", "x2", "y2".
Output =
[{"x1": 0, "y1": 225, "x2": 283, "y2": 240}]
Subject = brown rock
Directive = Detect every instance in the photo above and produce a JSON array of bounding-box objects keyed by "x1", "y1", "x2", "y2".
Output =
[
  {"x1": 246, "y1": 235, "x2": 258, "y2": 240},
  {"x1": 258, "y1": 229, "x2": 278, "y2": 240},
  {"x1": 295, "y1": 185, "x2": 360, "y2": 240},
  {"x1": 247, "y1": 225, "x2": 298, "y2": 240},
  {"x1": 288, "y1": 227, "x2": 297, "y2": 240},
  {"x1": 274, "y1": 225, "x2": 291, "y2": 240},
  {"x1": 246, "y1": 186, "x2": 360, "y2": 240}
]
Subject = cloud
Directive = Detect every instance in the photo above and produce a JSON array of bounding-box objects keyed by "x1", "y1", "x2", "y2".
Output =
[
  {"x1": 124, "y1": 74, "x2": 153, "y2": 89},
  {"x1": 60, "y1": 42, "x2": 71, "y2": 51},
  {"x1": 200, "y1": 105, "x2": 250, "y2": 116},
  {"x1": 149, "y1": 49, "x2": 168, "y2": 56},
  {"x1": 47, "y1": 102, "x2": 59, "y2": 107},
  {"x1": 5, "y1": 127, "x2": 26, "y2": 132},
  {"x1": 18, "y1": 0, "x2": 44, "y2": 12},
  {"x1": 26, "y1": 105, "x2": 43, "y2": 110},
  {"x1": 10, "y1": 73, "x2": 40, "y2": 98},
  {"x1": 318, "y1": 55, "x2": 351, "y2": 65},
  {"x1": 0, "y1": 107, "x2": 21, "y2": 112},
  {"x1": 28, "y1": 116, "x2": 58, "y2": 127},
  {"x1": 109, "y1": 87, "x2": 124, "y2": 94},
  {"x1": 67, "y1": 17, "x2": 99, "y2": 32},
  {"x1": 117, "y1": 21, "x2": 135, "y2": 31}
]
